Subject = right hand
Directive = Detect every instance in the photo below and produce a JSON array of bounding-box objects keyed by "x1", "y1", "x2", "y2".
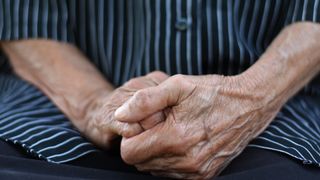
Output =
[{"x1": 81, "y1": 71, "x2": 168, "y2": 149}]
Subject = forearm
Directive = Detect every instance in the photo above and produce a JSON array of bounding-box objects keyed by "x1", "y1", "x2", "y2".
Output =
[
  {"x1": 0, "y1": 39, "x2": 113, "y2": 130},
  {"x1": 241, "y1": 22, "x2": 320, "y2": 103}
]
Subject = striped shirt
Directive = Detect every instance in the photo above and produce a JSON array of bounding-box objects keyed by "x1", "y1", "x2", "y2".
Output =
[{"x1": 0, "y1": 0, "x2": 319, "y2": 165}]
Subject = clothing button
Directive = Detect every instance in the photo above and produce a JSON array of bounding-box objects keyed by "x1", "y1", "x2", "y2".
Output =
[{"x1": 175, "y1": 18, "x2": 191, "y2": 31}]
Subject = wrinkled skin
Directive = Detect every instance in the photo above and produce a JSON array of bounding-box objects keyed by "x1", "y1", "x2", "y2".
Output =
[
  {"x1": 83, "y1": 71, "x2": 168, "y2": 148},
  {"x1": 115, "y1": 74, "x2": 285, "y2": 179},
  {"x1": 114, "y1": 23, "x2": 320, "y2": 179},
  {"x1": 3, "y1": 22, "x2": 319, "y2": 179}
]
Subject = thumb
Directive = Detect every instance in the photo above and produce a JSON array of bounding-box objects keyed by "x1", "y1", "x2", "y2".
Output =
[{"x1": 114, "y1": 76, "x2": 185, "y2": 122}]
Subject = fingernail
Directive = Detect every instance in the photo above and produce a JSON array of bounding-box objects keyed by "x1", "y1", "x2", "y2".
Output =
[{"x1": 114, "y1": 106, "x2": 127, "y2": 120}]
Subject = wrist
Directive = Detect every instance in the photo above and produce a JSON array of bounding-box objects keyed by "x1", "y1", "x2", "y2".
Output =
[
  {"x1": 67, "y1": 86, "x2": 113, "y2": 133},
  {"x1": 237, "y1": 59, "x2": 278, "y2": 100},
  {"x1": 238, "y1": 22, "x2": 320, "y2": 104}
]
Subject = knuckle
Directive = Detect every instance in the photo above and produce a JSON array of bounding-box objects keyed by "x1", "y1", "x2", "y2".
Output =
[
  {"x1": 121, "y1": 123, "x2": 143, "y2": 137},
  {"x1": 148, "y1": 70, "x2": 167, "y2": 77},
  {"x1": 117, "y1": 123, "x2": 129, "y2": 137},
  {"x1": 123, "y1": 78, "x2": 140, "y2": 87},
  {"x1": 171, "y1": 74, "x2": 186, "y2": 83},
  {"x1": 170, "y1": 74, "x2": 191, "y2": 90},
  {"x1": 133, "y1": 90, "x2": 149, "y2": 108},
  {"x1": 147, "y1": 71, "x2": 169, "y2": 85}
]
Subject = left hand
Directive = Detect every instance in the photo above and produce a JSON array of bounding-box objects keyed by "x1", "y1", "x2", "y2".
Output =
[
  {"x1": 115, "y1": 74, "x2": 285, "y2": 179},
  {"x1": 82, "y1": 71, "x2": 168, "y2": 148}
]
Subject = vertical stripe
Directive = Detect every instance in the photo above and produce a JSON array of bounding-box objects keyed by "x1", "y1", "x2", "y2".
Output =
[
  {"x1": 139, "y1": 0, "x2": 147, "y2": 76},
  {"x1": 114, "y1": 0, "x2": 124, "y2": 85},
  {"x1": 175, "y1": 0, "x2": 182, "y2": 74},
  {"x1": 50, "y1": 0, "x2": 58, "y2": 40},
  {"x1": 186, "y1": 0, "x2": 192, "y2": 75},
  {"x1": 292, "y1": 0, "x2": 300, "y2": 22},
  {"x1": 106, "y1": 0, "x2": 114, "y2": 76},
  {"x1": 88, "y1": 0, "x2": 99, "y2": 65},
  {"x1": 133, "y1": 0, "x2": 145, "y2": 77},
  {"x1": 41, "y1": 1, "x2": 49, "y2": 38},
  {"x1": 13, "y1": 0, "x2": 20, "y2": 39},
  {"x1": 4, "y1": 0, "x2": 12, "y2": 39},
  {"x1": 122, "y1": 1, "x2": 134, "y2": 84},
  {"x1": 154, "y1": 0, "x2": 161, "y2": 70},
  {"x1": 239, "y1": 0, "x2": 254, "y2": 67},
  {"x1": 206, "y1": 0, "x2": 213, "y2": 73},
  {"x1": 233, "y1": 0, "x2": 245, "y2": 73},
  {"x1": 247, "y1": 0, "x2": 260, "y2": 60},
  {"x1": 302, "y1": 0, "x2": 309, "y2": 20},
  {"x1": 58, "y1": 0, "x2": 68, "y2": 41},
  {"x1": 264, "y1": 0, "x2": 281, "y2": 48},
  {"x1": 196, "y1": 0, "x2": 202, "y2": 75},
  {"x1": 79, "y1": 0, "x2": 87, "y2": 52},
  {"x1": 284, "y1": 0, "x2": 295, "y2": 25},
  {"x1": 22, "y1": 0, "x2": 29, "y2": 38},
  {"x1": 0, "y1": 1, "x2": 3, "y2": 39},
  {"x1": 313, "y1": 0, "x2": 319, "y2": 21},
  {"x1": 256, "y1": 0, "x2": 270, "y2": 55},
  {"x1": 227, "y1": 0, "x2": 234, "y2": 75},
  {"x1": 217, "y1": 0, "x2": 224, "y2": 74},
  {"x1": 144, "y1": 0, "x2": 152, "y2": 74},
  {"x1": 32, "y1": 0, "x2": 40, "y2": 38},
  {"x1": 164, "y1": 0, "x2": 172, "y2": 75},
  {"x1": 67, "y1": 0, "x2": 76, "y2": 43},
  {"x1": 97, "y1": 0, "x2": 109, "y2": 76},
  {"x1": 134, "y1": 0, "x2": 144, "y2": 76}
]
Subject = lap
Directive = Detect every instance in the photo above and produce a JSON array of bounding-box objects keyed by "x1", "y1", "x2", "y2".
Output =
[
  {"x1": 0, "y1": 57, "x2": 319, "y2": 178},
  {"x1": 0, "y1": 139, "x2": 319, "y2": 180}
]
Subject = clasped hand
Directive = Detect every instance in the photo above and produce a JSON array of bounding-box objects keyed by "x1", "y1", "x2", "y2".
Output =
[{"x1": 114, "y1": 73, "x2": 284, "y2": 179}]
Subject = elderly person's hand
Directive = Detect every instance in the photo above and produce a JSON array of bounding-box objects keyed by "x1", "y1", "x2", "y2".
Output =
[
  {"x1": 83, "y1": 71, "x2": 168, "y2": 148},
  {"x1": 115, "y1": 74, "x2": 284, "y2": 179},
  {"x1": 115, "y1": 22, "x2": 320, "y2": 179},
  {"x1": 1, "y1": 39, "x2": 168, "y2": 149}
]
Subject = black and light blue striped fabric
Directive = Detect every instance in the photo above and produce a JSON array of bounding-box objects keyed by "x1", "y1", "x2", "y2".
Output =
[
  {"x1": 0, "y1": 62, "x2": 99, "y2": 163},
  {"x1": 0, "y1": 0, "x2": 319, "y2": 165}
]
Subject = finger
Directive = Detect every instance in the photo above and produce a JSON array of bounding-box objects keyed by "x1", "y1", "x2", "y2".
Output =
[
  {"x1": 120, "y1": 117, "x2": 201, "y2": 165},
  {"x1": 139, "y1": 111, "x2": 166, "y2": 130},
  {"x1": 116, "y1": 111, "x2": 164, "y2": 137},
  {"x1": 115, "y1": 78, "x2": 181, "y2": 122},
  {"x1": 123, "y1": 71, "x2": 168, "y2": 89},
  {"x1": 145, "y1": 71, "x2": 169, "y2": 85},
  {"x1": 111, "y1": 120, "x2": 144, "y2": 138},
  {"x1": 121, "y1": 121, "x2": 182, "y2": 164}
]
